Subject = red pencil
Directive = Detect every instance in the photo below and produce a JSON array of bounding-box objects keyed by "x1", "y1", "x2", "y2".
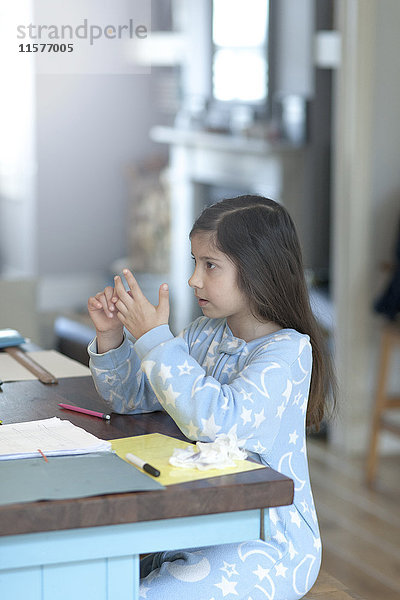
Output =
[{"x1": 58, "y1": 403, "x2": 111, "y2": 421}]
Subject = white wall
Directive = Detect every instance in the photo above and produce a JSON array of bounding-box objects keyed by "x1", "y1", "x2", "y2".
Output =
[
  {"x1": 273, "y1": 0, "x2": 314, "y2": 98},
  {"x1": 371, "y1": 0, "x2": 400, "y2": 290},
  {"x1": 331, "y1": 0, "x2": 400, "y2": 454},
  {"x1": 35, "y1": 73, "x2": 164, "y2": 308},
  {"x1": 369, "y1": 0, "x2": 400, "y2": 452},
  {"x1": 0, "y1": 1, "x2": 37, "y2": 278},
  {"x1": 36, "y1": 71, "x2": 170, "y2": 312}
]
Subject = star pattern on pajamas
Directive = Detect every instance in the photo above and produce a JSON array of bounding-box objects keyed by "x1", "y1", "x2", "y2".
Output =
[
  {"x1": 177, "y1": 360, "x2": 195, "y2": 376},
  {"x1": 201, "y1": 413, "x2": 222, "y2": 438},
  {"x1": 159, "y1": 363, "x2": 172, "y2": 384},
  {"x1": 253, "y1": 408, "x2": 266, "y2": 429},
  {"x1": 220, "y1": 562, "x2": 239, "y2": 577},
  {"x1": 239, "y1": 388, "x2": 254, "y2": 403},
  {"x1": 187, "y1": 420, "x2": 199, "y2": 438},
  {"x1": 240, "y1": 406, "x2": 252, "y2": 425},
  {"x1": 214, "y1": 575, "x2": 239, "y2": 596},
  {"x1": 253, "y1": 440, "x2": 266, "y2": 453},
  {"x1": 163, "y1": 383, "x2": 180, "y2": 407},
  {"x1": 253, "y1": 564, "x2": 270, "y2": 581},
  {"x1": 276, "y1": 402, "x2": 286, "y2": 418}
]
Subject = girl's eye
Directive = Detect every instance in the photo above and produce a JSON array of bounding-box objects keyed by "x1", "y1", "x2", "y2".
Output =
[{"x1": 206, "y1": 262, "x2": 216, "y2": 270}]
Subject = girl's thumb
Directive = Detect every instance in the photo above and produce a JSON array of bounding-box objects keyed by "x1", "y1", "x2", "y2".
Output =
[{"x1": 158, "y1": 283, "x2": 169, "y2": 318}]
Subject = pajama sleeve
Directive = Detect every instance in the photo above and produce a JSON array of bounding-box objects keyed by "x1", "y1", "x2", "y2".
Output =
[
  {"x1": 134, "y1": 323, "x2": 311, "y2": 455},
  {"x1": 88, "y1": 334, "x2": 162, "y2": 414}
]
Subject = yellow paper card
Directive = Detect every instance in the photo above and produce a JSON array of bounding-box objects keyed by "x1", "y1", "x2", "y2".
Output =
[{"x1": 111, "y1": 433, "x2": 265, "y2": 486}]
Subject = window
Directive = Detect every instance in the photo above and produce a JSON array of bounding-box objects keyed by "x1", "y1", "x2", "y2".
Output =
[{"x1": 212, "y1": 0, "x2": 269, "y2": 103}]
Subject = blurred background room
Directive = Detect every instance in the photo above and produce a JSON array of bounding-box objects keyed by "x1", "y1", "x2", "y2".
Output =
[{"x1": 0, "y1": 1, "x2": 399, "y2": 597}]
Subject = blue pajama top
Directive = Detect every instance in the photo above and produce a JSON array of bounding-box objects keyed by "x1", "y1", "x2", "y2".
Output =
[{"x1": 88, "y1": 316, "x2": 321, "y2": 599}]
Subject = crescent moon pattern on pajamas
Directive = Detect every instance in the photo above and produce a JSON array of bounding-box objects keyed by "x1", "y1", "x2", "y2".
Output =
[
  {"x1": 278, "y1": 452, "x2": 306, "y2": 492},
  {"x1": 238, "y1": 540, "x2": 282, "y2": 564},
  {"x1": 166, "y1": 556, "x2": 211, "y2": 582},
  {"x1": 292, "y1": 554, "x2": 317, "y2": 596},
  {"x1": 254, "y1": 577, "x2": 276, "y2": 600}
]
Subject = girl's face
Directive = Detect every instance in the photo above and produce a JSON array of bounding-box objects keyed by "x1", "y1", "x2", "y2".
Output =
[{"x1": 188, "y1": 231, "x2": 251, "y2": 331}]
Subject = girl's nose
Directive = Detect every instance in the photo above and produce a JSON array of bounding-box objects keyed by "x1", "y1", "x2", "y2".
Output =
[{"x1": 188, "y1": 266, "x2": 202, "y2": 289}]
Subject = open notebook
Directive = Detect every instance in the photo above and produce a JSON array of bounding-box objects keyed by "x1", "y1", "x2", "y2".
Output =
[{"x1": 0, "y1": 417, "x2": 111, "y2": 460}]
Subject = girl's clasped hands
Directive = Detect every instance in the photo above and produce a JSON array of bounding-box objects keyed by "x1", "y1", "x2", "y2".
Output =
[{"x1": 88, "y1": 268, "x2": 169, "y2": 351}]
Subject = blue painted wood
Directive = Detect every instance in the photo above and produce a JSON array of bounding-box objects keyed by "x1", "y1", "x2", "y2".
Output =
[
  {"x1": 107, "y1": 555, "x2": 138, "y2": 600},
  {"x1": 0, "y1": 559, "x2": 140, "y2": 600},
  {"x1": 0, "y1": 510, "x2": 268, "y2": 600},
  {"x1": 0, "y1": 566, "x2": 41, "y2": 600},
  {"x1": 132, "y1": 554, "x2": 140, "y2": 600},
  {"x1": 0, "y1": 510, "x2": 261, "y2": 570},
  {"x1": 43, "y1": 559, "x2": 106, "y2": 600},
  {"x1": 262, "y1": 507, "x2": 271, "y2": 541}
]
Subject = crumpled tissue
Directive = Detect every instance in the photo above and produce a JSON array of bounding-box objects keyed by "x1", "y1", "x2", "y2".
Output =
[{"x1": 169, "y1": 433, "x2": 247, "y2": 471}]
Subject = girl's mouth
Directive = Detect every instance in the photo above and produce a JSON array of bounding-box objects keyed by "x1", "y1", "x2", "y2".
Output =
[{"x1": 197, "y1": 298, "x2": 209, "y2": 307}]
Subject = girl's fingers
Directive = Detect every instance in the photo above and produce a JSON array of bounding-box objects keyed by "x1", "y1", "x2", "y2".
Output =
[
  {"x1": 158, "y1": 283, "x2": 170, "y2": 321},
  {"x1": 113, "y1": 275, "x2": 131, "y2": 301},
  {"x1": 115, "y1": 298, "x2": 129, "y2": 315},
  {"x1": 116, "y1": 311, "x2": 125, "y2": 324},
  {"x1": 103, "y1": 286, "x2": 115, "y2": 301},
  {"x1": 94, "y1": 291, "x2": 113, "y2": 318},
  {"x1": 103, "y1": 286, "x2": 116, "y2": 312},
  {"x1": 122, "y1": 269, "x2": 146, "y2": 300},
  {"x1": 88, "y1": 296, "x2": 102, "y2": 310},
  {"x1": 110, "y1": 290, "x2": 129, "y2": 303},
  {"x1": 113, "y1": 272, "x2": 140, "y2": 304}
]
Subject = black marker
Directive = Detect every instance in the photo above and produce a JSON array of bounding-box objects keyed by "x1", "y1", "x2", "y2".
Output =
[{"x1": 125, "y1": 452, "x2": 160, "y2": 477}]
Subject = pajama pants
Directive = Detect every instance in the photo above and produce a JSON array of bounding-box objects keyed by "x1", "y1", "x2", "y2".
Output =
[{"x1": 139, "y1": 539, "x2": 320, "y2": 600}]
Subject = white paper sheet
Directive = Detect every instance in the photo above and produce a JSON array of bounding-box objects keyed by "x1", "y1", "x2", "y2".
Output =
[
  {"x1": 0, "y1": 417, "x2": 111, "y2": 460},
  {"x1": 0, "y1": 350, "x2": 90, "y2": 382}
]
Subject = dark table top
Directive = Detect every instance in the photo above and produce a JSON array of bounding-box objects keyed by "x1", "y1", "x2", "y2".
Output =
[{"x1": 0, "y1": 376, "x2": 294, "y2": 537}]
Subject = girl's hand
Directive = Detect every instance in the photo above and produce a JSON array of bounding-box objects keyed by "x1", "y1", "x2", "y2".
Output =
[
  {"x1": 113, "y1": 269, "x2": 169, "y2": 339},
  {"x1": 88, "y1": 286, "x2": 124, "y2": 353}
]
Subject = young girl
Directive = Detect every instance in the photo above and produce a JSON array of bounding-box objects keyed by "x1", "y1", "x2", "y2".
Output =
[{"x1": 88, "y1": 195, "x2": 335, "y2": 600}]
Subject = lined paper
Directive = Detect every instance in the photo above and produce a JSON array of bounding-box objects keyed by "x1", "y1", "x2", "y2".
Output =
[{"x1": 0, "y1": 417, "x2": 111, "y2": 460}]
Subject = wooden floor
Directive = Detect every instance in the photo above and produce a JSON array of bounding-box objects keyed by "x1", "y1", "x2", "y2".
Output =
[{"x1": 308, "y1": 438, "x2": 400, "y2": 600}]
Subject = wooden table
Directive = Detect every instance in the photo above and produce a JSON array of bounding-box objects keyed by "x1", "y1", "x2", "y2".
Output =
[{"x1": 0, "y1": 376, "x2": 293, "y2": 600}]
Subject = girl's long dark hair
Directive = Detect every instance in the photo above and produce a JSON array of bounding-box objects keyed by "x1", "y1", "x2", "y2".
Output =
[{"x1": 190, "y1": 195, "x2": 336, "y2": 430}]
